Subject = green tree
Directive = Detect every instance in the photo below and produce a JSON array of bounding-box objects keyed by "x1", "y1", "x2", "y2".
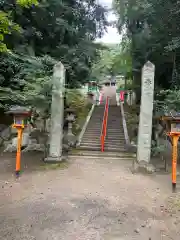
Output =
[
  {"x1": 113, "y1": 0, "x2": 180, "y2": 90},
  {"x1": 0, "y1": 0, "x2": 38, "y2": 51},
  {"x1": 0, "y1": 0, "x2": 108, "y2": 109},
  {"x1": 90, "y1": 40, "x2": 132, "y2": 82}
]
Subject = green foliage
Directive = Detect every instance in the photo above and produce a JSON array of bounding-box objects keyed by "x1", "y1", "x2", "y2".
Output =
[
  {"x1": 0, "y1": 53, "x2": 55, "y2": 111},
  {"x1": 113, "y1": 0, "x2": 180, "y2": 89},
  {"x1": 90, "y1": 45, "x2": 119, "y2": 81},
  {"x1": 17, "y1": 0, "x2": 38, "y2": 7},
  {"x1": 155, "y1": 89, "x2": 180, "y2": 115},
  {"x1": 111, "y1": 36, "x2": 132, "y2": 77},
  {"x1": 0, "y1": 0, "x2": 39, "y2": 51},
  {"x1": 151, "y1": 140, "x2": 166, "y2": 157},
  {"x1": 0, "y1": 11, "x2": 20, "y2": 52},
  {"x1": 66, "y1": 89, "x2": 87, "y2": 114},
  {"x1": 0, "y1": 0, "x2": 108, "y2": 109},
  {"x1": 91, "y1": 40, "x2": 132, "y2": 81},
  {"x1": 65, "y1": 88, "x2": 91, "y2": 135}
]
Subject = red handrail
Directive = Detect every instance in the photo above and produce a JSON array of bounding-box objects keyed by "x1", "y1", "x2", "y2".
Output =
[{"x1": 100, "y1": 97, "x2": 109, "y2": 152}]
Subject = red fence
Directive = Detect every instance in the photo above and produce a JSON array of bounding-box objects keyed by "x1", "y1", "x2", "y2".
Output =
[{"x1": 100, "y1": 97, "x2": 109, "y2": 152}]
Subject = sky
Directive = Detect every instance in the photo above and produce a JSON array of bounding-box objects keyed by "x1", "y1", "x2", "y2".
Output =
[{"x1": 96, "y1": 0, "x2": 121, "y2": 44}]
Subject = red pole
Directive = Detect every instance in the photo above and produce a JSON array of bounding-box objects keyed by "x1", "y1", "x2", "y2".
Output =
[
  {"x1": 172, "y1": 135, "x2": 179, "y2": 192},
  {"x1": 16, "y1": 127, "x2": 23, "y2": 177}
]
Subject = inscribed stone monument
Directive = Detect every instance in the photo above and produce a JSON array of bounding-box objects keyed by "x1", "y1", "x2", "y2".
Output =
[
  {"x1": 137, "y1": 61, "x2": 155, "y2": 163},
  {"x1": 44, "y1": 62, "x2": 65, "y2": 162}
]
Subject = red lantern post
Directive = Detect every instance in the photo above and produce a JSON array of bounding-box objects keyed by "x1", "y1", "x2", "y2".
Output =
[
  {"x1": 161, "y1": 115, "x2": 180, "y2": 192},
  {"x1": 6, "y1": 107, "x2": 32, "y2": 177}
]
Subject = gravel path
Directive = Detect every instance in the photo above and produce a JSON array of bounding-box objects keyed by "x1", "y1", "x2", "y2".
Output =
[{"x1": 0, "y1": 157, "x2": 179, "y2": 239}]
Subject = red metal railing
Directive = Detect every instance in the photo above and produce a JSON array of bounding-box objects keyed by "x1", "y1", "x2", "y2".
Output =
[{"x1": 100, "y1": 97, "x2": 109, "y2": 152}]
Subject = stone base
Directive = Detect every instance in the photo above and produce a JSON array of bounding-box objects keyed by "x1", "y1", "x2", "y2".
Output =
[
  {"x1": 44, "y1": 155, "x2": 65, "y2": 163},
  {"x1": 131, "y1": 160, "x2": 155, "y2": 174}
]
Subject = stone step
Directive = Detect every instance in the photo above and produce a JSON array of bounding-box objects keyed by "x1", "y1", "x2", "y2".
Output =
[
  {"x1": 80, "y1": 142, "x2": 125, "y2": 149},
  {"x1": 107, "y1": 124, "x2": 122, "y2": 126},
  {"x1": 85, "y1": 127, "x2": 102, "y2": 129},
  {"x1": 106, "y1": 136, "x2": 124, "y2": 138},
  {"x1": 107, "y1": 120, "x2": 121, "y2": 122},
  {"x1": 107, "y1": 127, "x2": 123, "y2": 128},
  {"x1": 81, "y1": 143, "x2": 101, "y2": 147},
  {"x1": 82, "y1": 133, "x2": 100, "y2": 136},
  {"x1": 106, "y1": 134, "x2": 124, "y2": 141},
  {"x1": 107, "y1": 131, "x2": 124, "y2": 133},
  {"x1": 87, "y1": 124, "x2": 101, "y2": 126},
  {"x1": 107, "y1": 125, "x2": 123, "y2": 127},
  {"x1": 105, "y1": 144, "x2": 126, "y2": 148},
  {"x1": 88, "y1": 119, "x2": 102, "y2": 121},
  {"x1": 105, "y1": 140, "x2": 125, "y2": 143},
  {"x1": 107, "y1": 122, "x2": 122, "y2": 124},
  {"x1": 81, "y1": 141, "x2": 101, "y2": 145},
  {"x1": 83, "y1": 133, "x2": 101, "y2": 138},
  {"x1": 83, "y1": 133, "x2": 101, "y2": 136},
  {"x1": 106, "y1": 133, "x2": 124, "y2": 135},
  {"x1": 106, "y1": 136, "x2": 124, "y2": 139},
  {"x1": 106, "y1": 137, "x2": 124, "y2": 140},
  {"x1": 88, "y1": 121, "x2": 102, "y2": 124},
  {"x1": 81, "y1": 143, "x2": 125, "y2": 148},
  {"x1": 82, "y1": 136, "x2": 124, "y2": 140},
  {"x1": 78, "y1": 145, "x2": 101, "y2": 151},
  {"x1": 105, "y1": 141, "x2": 125, "y2": 145},
  {"x1": 69, "y1": 150, "x2": 135, "y2": 158},
  {"x1": 68, "y1": 152, "x2": 135, "y2": 159},
  {"x1": 106, "y1": 134, "x2": 124, "y2": 137},
  {"x1": 107, "y1": 126, "x2": 123, "y2": 128},
  {"x1": 79, "y1": 146, "x2": 127, "y2": 152},
  {"x1": 107, "y1": 123, "x2": 122, "y2": 125},
  {"x1": 107, "y1": 131, "x2": 123, "y2": 134},
  {"x1": 105, "y1": 140, "x2": 125, "y2": 145},
  {"x1": 85, "y1": 127, "x2": 102, "y2": 130},
  {"x1": 107, "y1": 126, "x2": 123, "y2": 127},
  {"x1": 105, "y1": 141, "x2": 125, "y2": 144},
  {"x1": 86, "y1": 124, "x2": 102, "y2": 127},
  {"x1": 84, "y1": 128, "x2": 101, "y2": 131},
  {"x1": 106, "y1": 133, "x2": 123, "y2": 135},
  {"x1": 84, "y1": 129, "x2": 124, "y2": 133},
  {"x1": 81, "y1": 140, "x2": 125, "y2": 146},
  {"x1": 68, "y1": 156, "x2": 133, "y2": 161},
  {"x1": 105, "y1": 142, "x2": 125, "y2": 145},
  {"x1": 82, "y1": 138, "x2": 124, "y2": 142}
]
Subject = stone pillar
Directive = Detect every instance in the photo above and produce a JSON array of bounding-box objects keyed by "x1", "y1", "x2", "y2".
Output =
[
  {"x1": 136, "y1": 61, "x2": 155, "y2": 171},
  {"x1": 45, "y1": 62, "x2": 65, "y2": 162}
]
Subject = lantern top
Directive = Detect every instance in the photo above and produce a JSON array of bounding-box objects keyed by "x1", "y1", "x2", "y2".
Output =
[{"x1": 6, "y1": 106, "x2": 31, "y2": 116}]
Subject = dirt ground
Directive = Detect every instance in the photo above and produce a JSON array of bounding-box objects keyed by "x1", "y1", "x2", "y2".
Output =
[{"x1": 0, "y1": 153, "x2": 180, "y2": 239}]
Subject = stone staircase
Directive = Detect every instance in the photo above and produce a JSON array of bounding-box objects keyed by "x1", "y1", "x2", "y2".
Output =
[
  {"x1": 105, "y1": 106, "x2": 126, "y2": 152},
  {"x1": 71, "y1": 85, "x2": 135, "y2": 159},
  {"x1": 78, "y1": 105, "x2": 127, "y2": 152},
  {"x1": 79, "y1": 105, "x2": 104, "y2": 151}
]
